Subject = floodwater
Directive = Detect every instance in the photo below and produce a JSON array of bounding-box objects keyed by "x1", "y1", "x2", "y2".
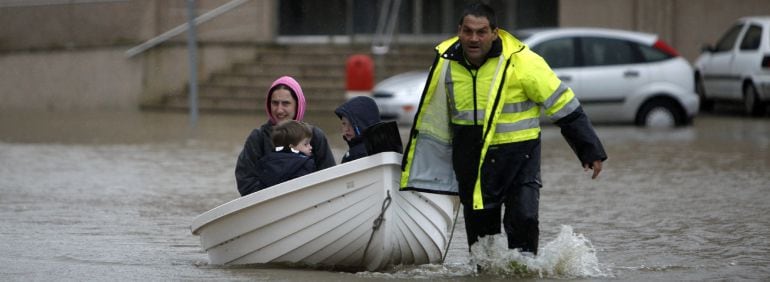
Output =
[{"x1": 1, "y1": 110, "x2": 768, "y2": 281}]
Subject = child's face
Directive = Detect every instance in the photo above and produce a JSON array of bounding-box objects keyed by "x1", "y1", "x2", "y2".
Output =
[
  {"x1": 340, "y1": 116, "x2": 355, "y2": 141},
  {"x1": 292, "y1": 137, "x2": 312, "y2": 156}
]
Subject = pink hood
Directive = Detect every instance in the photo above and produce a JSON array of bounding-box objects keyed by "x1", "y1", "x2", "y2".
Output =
[{"x1": 266, "y1": 76, "x2": 306, "y2": 124}]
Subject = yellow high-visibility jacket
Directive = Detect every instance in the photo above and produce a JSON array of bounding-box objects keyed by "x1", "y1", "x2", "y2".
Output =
[{"x1": 400, "y1": 29, "x2": 601, "y2": 210}]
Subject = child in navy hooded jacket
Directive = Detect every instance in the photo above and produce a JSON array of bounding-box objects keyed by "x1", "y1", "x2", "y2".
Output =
[
  {"x1": 334, "y1": 96, "x2": 382, "y2": 163},
  {"x1": 254, "y1": 120, "x2": 316, "y2": 191}
]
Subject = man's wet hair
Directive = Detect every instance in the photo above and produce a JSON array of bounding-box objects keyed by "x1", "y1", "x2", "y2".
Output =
[{"x1": 458, "y1": 2, "x2": 497, "y2": 30}]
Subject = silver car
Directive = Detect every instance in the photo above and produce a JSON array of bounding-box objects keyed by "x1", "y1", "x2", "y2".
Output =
[{"x1": 373, "y1": 28, "x2": 700, "y2": 127}]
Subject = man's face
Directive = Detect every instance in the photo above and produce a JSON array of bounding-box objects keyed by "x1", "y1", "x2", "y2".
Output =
[
  {"x1": 457, "y1": 15, "x2": 497, "y2": 66},
  {"x1": 270, "y1": 88, "x2": 297, "y2": 123}
]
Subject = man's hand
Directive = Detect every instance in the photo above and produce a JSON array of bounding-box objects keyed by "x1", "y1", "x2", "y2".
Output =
[{"x1": 583, "y1": 160, "x2": 603, "y2": 179}]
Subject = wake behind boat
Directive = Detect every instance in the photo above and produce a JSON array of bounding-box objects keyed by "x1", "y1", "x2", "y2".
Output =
[{"x1": 191, "y1": 152, "x2": 456, "y2": 271}]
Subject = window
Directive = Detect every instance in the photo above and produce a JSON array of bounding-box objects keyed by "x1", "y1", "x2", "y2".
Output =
[
  {"x1": 532, "y1": 38, "x2": 575, "y2": 68},
  {"x1": 715, "y1": 24, "x2": 743, "y2": 52},
  {"x1": 739, "y1": 24, "x2": 762, "y2": 50},
  {"x1": 638, "y1": 44, "x2": 673, "y2": 62},
  {"x1": 581, "y1": 37, "x2": 638, "y2": 66},
  {"x1": 278, "y1": 1, "x2": 558, "y2": 36}
]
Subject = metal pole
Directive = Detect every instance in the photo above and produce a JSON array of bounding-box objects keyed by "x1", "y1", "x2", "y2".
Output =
[{"x1": 186, "y1": 0, "x2": 199, "y2": 130}]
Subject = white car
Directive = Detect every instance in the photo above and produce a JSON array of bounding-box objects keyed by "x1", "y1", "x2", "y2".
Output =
[
  {"x1": 372, "y1": 71, "x2": 428, "y2": 125},
  {"x1": 694, "y1": 16, "x2": 770, "y2": 116},
  {"x1": 373, "y1": 28, "x2": 700, "y2": 127},
  {"x1": 517, "y1": 28, "x2": 699, "y2": 127}
]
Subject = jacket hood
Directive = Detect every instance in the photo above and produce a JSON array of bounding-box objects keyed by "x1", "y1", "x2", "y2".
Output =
[
  {"x1": 266, "y1": 76, "x2": 306, "y2": 124},
  {"x1": 334, "y1": 96, "x2": 381, "y2": 137}
]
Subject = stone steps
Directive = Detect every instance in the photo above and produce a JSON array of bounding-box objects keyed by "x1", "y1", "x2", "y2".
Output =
[{"x1": 141, "y1": 44, "x2": 435, "y2": 114}]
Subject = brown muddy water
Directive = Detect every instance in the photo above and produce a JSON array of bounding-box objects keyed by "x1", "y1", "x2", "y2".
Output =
[{"x1": 0, "y1": 110, "x2": 768, "y2": 281}]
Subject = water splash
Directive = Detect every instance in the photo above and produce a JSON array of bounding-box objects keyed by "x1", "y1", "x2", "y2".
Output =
[
  {"x1": 357, "y1": 225, "x2": 610, "y2": 279},
  {"x1": 471, "y1": 225, "x2": 609, "y2": 278}
]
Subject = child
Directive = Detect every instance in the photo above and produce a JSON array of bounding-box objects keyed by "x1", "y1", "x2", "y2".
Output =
[
  {"x1": 334, "y1": 96, "x2": 382, "y2": 163},
  {"x1": 253, "y1": 120, "x2": 316, "y2": 192}
]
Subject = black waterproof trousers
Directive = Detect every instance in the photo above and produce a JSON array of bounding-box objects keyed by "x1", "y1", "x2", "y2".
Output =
[
  {"x1": 452, "y1": 125, "x2": 542, "y2": 254},
  {"x1": 462, "y1": 181, "x2": 540, "y2": 254}
]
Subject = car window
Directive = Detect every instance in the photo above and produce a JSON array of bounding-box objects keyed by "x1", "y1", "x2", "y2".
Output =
[
  {"x1": 739, "y1": 24, "x2": 762, "y2": 50},
  {"x1": 512, "y1": 31, "x2": 532, "y2": 41},
  {"x1": 580, "y1": 37, "x2": 638, "y2": 66},
  {"x1": 638, "y1": 43, "x2": 673, "y2": 62},
  {"x1": 714, "y1": 24, "x2": 743, "y2": 52},
  {"x1": 531, "y1": 37, "x2": 575, "y2": 68}
]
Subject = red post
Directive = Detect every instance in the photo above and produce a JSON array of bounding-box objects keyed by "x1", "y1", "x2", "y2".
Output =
[{"x1": 345, "y1": 54, "x2": 374, "y2": 99}]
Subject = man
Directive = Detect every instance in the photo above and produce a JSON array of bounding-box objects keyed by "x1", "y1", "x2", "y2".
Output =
[
  {"x1": 235, "y1": 76, "x2": 336, "y2": 196},
  {"x1": 400, "y1": 3, "x2": 607, "y2": 255}
]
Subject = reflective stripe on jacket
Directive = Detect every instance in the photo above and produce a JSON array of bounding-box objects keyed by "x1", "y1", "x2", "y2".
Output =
[{"x1": 400, "y1": 29, "x2": 582, "y2": 209}]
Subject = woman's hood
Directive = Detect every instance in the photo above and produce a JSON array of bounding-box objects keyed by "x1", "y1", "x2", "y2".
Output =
[{"x1": 265, "y1": 76, "x2": 306, "y2": 124}]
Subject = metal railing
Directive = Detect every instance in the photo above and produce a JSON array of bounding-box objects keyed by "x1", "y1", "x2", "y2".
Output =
[
  {"x1": 371, "y1": 0, "x2": 402, "y2": 55},
  {"x1": 124, "y1": 0, "x2": 250, "y2": 58},
  {"x1": 0, "y1": 0, "x2": 126, "y2": 8}
]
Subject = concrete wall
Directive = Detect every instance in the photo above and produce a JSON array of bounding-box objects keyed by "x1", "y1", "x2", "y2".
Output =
[
  {"x1": 151, "y1": 0, "x2": 276, "y2": 44},
  {"x1": 673, "y1": 0, "x2": 770, "y2": 62},
  {"x1": 559, "y1": 0, "x2": 770, "y2": 62},
  {"x1": 0, "y1": 0, "x2": 274, "y2": 112},
  {"x1": 137, "y1": 43, "x2": 258, "y2": 106},
  {"x1": 0, "y1": 1, "x2": 153, "y2": 51},
  {"x1": 0, "y1": 48, "x2": 142, "y2": 112},
  {"x1": 3, "y1": 0, "x2": 769, "y2": 112},
  {"x1": 0, "y1": 43, "x2": 259, "y2": 112},
  {"x1": 0, "y1": 0, "x2": 275, "y2": 51},
  {"x1": 135, "y1": 0, "x2": 276, "y2": 105}
]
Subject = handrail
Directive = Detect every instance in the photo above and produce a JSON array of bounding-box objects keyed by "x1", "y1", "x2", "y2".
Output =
[
  {"x1": 125, "y1": 0, "x2": 250, "y2": 58},
  {"x1": 371, "y1": 0, "x2": 402, "y2": 55},
  {"x1": 0, "y1": 0, "x2": 126, "y2": 8}
]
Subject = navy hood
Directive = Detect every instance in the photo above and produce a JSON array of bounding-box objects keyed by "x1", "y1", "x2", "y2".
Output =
[{"x1": 334, "y1": 96, "x2": 381, "y2": 137}]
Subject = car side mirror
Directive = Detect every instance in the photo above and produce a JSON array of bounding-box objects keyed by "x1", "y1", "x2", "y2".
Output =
[{"x1": 700, "y1": 44, "x2": 714, "y2": 53}]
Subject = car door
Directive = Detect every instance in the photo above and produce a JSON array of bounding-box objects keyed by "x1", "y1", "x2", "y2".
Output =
[
  {"x1": 573, "y1": 36, "x2": 649, "y2": 121},
  {"x1": 529, "y1": 36, "x2": 582, "y2": 95},
  {"x1": 700, "y1": 23, "x2": 744, "y2": 98},
  {"x1": 730, "y1": 23, "x2": 763, "y2": 99},
  {"x1": 529, "y1": 36, "x2": 604, "y2": 121}
]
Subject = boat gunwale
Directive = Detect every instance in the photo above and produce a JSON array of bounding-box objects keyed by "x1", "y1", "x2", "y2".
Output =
[{"x1": 190, "y1": 152, "x2": 404, "y2": 234}]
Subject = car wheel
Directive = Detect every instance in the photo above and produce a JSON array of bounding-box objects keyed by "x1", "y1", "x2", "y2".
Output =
[
  {"x1": 695, "y1": 75, "x2": 714, "y2": 112},
  {"x1": 635, "y1": 99, "x2": 683, "y2": 128},
  {"x1": 743, "y1": 83, "x2": 766, "y2": 116}
]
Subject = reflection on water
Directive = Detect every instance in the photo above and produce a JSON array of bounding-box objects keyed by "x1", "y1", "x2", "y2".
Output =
[{"x1": 0, "y1": 111, "x2": 768, "y2": 280}]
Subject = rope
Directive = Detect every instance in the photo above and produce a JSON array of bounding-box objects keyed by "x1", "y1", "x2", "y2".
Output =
[
  {"x1": 362, "y1": 190, "x2": 392, "y2": 263},
  {"x1": 441, "y1": 200, "x2": 461, "y2": 263}
]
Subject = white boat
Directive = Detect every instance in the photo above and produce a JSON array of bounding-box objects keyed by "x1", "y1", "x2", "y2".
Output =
[{"x1": 191, "y1": 152, "x2": 456, "y2": 271}]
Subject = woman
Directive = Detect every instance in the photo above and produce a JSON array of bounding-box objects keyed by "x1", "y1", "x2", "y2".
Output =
[{"x1": 235, "y1": 76, "x2": 335, "y2": 196}]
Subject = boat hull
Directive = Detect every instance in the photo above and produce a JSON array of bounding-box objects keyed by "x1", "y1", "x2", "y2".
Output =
[{"x1": 191, "y1": 152, "x2": 455, "y2": 271}]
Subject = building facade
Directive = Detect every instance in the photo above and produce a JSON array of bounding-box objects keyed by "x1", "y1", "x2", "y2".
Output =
[{"x1": 1, "y1": 0, "x2": 769, "y2": 111}]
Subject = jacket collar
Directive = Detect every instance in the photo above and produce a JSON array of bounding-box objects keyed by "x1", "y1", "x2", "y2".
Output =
[
  {"x1": 441, "y1": 37, "x2": 503, "y2": 69},
  {"x1": 435, "y1": 29, "x2": 526, "y2": 67}
]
